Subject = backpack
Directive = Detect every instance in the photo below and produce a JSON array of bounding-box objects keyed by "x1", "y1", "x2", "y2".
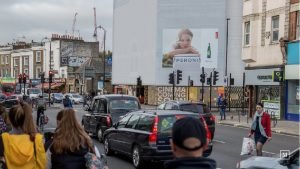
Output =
[
  {"x1": 0, "y1": 116, "x2": 7, "y2": 133},
  {"x1": 63, "y1": 98, "x2": 69, "y2": 107}
]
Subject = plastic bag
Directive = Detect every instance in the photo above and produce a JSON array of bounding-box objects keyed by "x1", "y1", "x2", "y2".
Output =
[{"x1": 241, "y1": 137, "x2": 255, "y2": 155}]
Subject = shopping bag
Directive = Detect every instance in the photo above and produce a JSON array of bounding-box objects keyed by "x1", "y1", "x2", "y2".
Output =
[{"x1": 240, "y1": 137, "x2": 255, "y2": 155}]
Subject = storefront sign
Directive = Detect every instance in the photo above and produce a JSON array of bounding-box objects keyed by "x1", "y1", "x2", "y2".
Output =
[
  {"x1": 245, "y1": 68, "x2": 281, "y2": 85},
  {"x1": 262, "y1": 100, "x2": 280, "y2": 119},
  {"x1": 157, "y1": 87, "x2": 186, "y2": 103},
  {"x1": 272, "y1": 71, "x2": 284, "y2": 82}
]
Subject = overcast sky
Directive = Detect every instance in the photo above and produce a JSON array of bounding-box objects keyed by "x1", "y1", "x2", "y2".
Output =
[{"x1": 0, "y1": 0, "x2": 113, "y2": 50}]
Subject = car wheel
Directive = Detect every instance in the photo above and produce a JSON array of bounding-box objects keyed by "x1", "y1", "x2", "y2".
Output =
[
  {"x1": 104, "y1": 137, "x2": 113, "y2": 156},
  {"x1": 132, "y1": 145, "x2": 144, "y2": 169},
  {"x1": 97, "y1": 127, "x2": 104, "y2": 142}
]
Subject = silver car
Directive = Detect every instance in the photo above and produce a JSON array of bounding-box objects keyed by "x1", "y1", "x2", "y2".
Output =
[{"x1": 237, "y1": 148, "x2": 299, "y2": 169}]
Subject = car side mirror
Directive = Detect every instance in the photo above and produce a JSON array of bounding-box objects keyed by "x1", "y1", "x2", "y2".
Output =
[{"x1": 279, "y1": 158, "x2": 290, "y2": 166}]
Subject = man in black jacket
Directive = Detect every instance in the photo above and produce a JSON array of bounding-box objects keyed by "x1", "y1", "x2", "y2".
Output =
[{"x1": 164, "y1": 117, "x2": 217, "y2": 169}]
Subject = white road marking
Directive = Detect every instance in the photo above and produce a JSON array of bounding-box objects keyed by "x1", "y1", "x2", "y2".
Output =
[
  {"x1": 213, "y1": 139, "x2": 226, "y2": 144},
  {"x1": 262, "y1": 150, "x2": 276, "y2": 155}
]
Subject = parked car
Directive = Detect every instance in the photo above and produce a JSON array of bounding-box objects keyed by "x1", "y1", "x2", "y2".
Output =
[
  {"x1": 1, "y1": 99, "x2": 20, "y2": 112},
  {"x1": 51, "y1": 93, "x2": 64, "y2": 103},
  {"x1": 64, "y1": 93, "x2": 83, "y2": 104},
  {"x1": 237, "y1": 148, "x2": 299, "y2": 169},
  {"x1": 157, "y1": 100, "x2": 216, "y2": 139},
  {"x1": 43, "y1": 93, "x2": 53, "y2": 104},
  {"x1": 103, "y1": 110, "x2": 213, "y2": 169},
  {"x1": 82, "y1": 94, "x2": 141, "y2": 142}
]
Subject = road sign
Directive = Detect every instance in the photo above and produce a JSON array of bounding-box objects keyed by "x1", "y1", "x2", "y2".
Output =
[{"x1": 273, "y1": 71, "x2": 284, "y2": 82}]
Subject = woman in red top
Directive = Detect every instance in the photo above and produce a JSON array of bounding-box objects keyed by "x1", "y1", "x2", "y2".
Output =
[{"x1": 248, "y1": 103, "x2": 272, "y2": 156}]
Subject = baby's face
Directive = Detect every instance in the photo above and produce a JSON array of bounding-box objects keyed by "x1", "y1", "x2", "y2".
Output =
[{"x1": 179, "y1": 33, "x2": 192, "y2": 48}]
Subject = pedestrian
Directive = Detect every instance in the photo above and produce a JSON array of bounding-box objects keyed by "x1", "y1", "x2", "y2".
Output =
[
  {"x1": 63, "y1": 95, "x2": 73, "y2": 108},
  {"x1": 36, "y1": 93, "x2": 47, "y2": 127},
  {"x1": 218, "y1": 95, "x2": 227, "y2": 120},
  {"x1": 164, "y1": 117, "x2": 217, "y2": 169},
  {"x1": 248, "y1": 102, "x2": 272, "y2": 156},
  {"x1": 0, "y1": 102, "x2": 46, "y2": 169},
  {"x1": 50, "y1": 108, "x2": 95, "y2": 169}
]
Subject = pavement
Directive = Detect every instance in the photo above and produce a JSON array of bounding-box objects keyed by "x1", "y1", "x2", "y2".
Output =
[
  {"x1": 141, "y1": 104, "x2": 300, "y2": 137},
  {"x1": 214, "y1": 111, "x2": 300, "y2": 137}
]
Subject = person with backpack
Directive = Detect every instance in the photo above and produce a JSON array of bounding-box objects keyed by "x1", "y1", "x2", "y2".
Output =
[
  {"x1": 0, "y1": 102, "x2": 46, "y2": 169},
  {"x1": 218, "y1": 95, "x2": 227, "y2": 120},
  {"x1": 63, "y1": 95, "x2": 73, "y2": 108},
  {"x1": 36, "y1": 94, "x2": 47, "y2": 127},
  {"x1": 0, "y1": 105, "x2": 8, "y2": 133}
]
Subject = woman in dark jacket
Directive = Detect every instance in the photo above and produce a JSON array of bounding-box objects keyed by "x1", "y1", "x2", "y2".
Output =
[
  {"x1": 50, "y1": 109, "x2": 94, "y2": 169},
  {"x1": 248, "y1": 102, "x2": 272, "y2": 156}
]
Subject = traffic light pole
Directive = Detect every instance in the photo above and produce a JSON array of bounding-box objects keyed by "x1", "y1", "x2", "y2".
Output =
[
  {"x1": 229, "y1": 73, "x2": 231, "y2": 112},
  {"x1": 48, "y1": 41, "x2": 52, "y2": 107},
  {"x1": 187, "y1": 76, "x2": 190, "y2": 100},
  {"x1": 173, "y1": 71, "x2": 175, "y2": 100},
  {"x1": 209, "y1": 72, "x2": 212, "y2": 111}
]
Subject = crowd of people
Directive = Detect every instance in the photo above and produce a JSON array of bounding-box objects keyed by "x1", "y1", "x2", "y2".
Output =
[{"x1": 0, "y1": 97, "x2": 271, "y2": 169}]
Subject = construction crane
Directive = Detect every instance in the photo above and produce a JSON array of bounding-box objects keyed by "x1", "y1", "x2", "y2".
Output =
[
  {"x1": 93, "y1": 7, "x2": 98, "y2": 41},
  {"x1": 72, "y1": 12, "x2": 78, "y2": 36}
]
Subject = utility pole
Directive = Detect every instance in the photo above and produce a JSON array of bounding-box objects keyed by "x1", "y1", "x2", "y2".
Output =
[
  {"x1": 187, "y1": 76, "x2": 190, "y2": 100},
  {"x1": 200, "y1": 67, "x2": 205, "y2": 102}
]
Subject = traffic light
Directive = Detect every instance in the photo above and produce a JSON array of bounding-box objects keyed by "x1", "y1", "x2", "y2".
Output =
[
  {"x1": 189, "y1": 80, "x2": 194, "y2": 86},
  {"x1": 49, "y1": 71, "x2": 53, "y2": 83},
  {"x1": 207, "y1": 77, "x2": 211, "y2": 85},
  {"x1": 22, "y1": 73, "x2": 26, "y2": 84},
  {"x1": 213, "y1": 71, "x2": 219, "y2": 85},
  {"x1": 137, "y1": 76, "x2": 142, "y2": 86},
  {"x1": 18, "y1": 74, "x2": 22, "y2": 83},
  {"x1": 40, "y1": 72, "x2": 45, "y2": 83},
  {"x1": 230, "y1": 77, "x2": 234, "y2": 85},
  {"x1": 168, "y1": 72, "x2": 174, "y2": 85},
  {"x1": 200, "y1": 74, "x2": 205, "y2": 84},
  {"x1": 176, "y1": 70, "x2": 182, "y2": 84}
]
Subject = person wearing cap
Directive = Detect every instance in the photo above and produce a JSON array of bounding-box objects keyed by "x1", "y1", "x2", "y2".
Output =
[{"x1": 164, "y1": 117, "x2": 217, "y2": 169}]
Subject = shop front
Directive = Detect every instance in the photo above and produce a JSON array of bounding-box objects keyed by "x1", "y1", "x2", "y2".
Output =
[
  {"x1": 285, "y1": 41, "x2": 300, "y2": 121},
  {"x1": 245, "y1": 68, "x2": 282, "y2": 118}
]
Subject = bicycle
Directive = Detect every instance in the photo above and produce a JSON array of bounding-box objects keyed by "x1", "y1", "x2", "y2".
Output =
[{"x1": 38, "y1": 108, "x2": 48, "y2": 132}]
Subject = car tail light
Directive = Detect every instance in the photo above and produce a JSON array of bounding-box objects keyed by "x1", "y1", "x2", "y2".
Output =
[
  {"x1": 106, "y1": 116, "x2": 112, "y2": 127},
  {"x1": 149, "y1": 116, "x2": 158, "y2": 145},
  {"x1": 210, "y1": 115, "x2": 215, "y2": 122},
  {"x1": 200, "y1": 116, "x2": 211, "y2": 141}
]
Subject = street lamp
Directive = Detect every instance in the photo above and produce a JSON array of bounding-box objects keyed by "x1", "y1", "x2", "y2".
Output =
[
  {"x1": 41, "y1": 37, "x2": 52, "y2": 106},
  {"x1": 95, "y1": 25, "x2": 106, "y2": 90}
]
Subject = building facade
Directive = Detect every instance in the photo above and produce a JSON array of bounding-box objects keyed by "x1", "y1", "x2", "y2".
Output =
[
  {"x1": 242, "y1": 0, "x2": 299, "y2": 121},
  {"x1": 112, "y1": 0, "x2": 244, "y2": 106},
  {"x1": 285, "y1": 0, "x2": 299, "y2": 121}
]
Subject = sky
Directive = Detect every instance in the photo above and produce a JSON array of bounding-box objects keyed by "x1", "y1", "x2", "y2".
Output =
[{"x1": 0, "y1": 0, "x2": 113, "y2": 50}]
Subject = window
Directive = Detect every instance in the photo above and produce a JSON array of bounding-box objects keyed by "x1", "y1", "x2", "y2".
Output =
[
  {"x1": 0, "y1": 56, "x2": 2, "y2": 64},
  {"x1": 297, "y1": 11, "x2": 300, "y2": 40},
  {"x1": 165, "y1": 103, "x2": 178, "y2": 110},
  {"x1": 2, "y1": 56, "x2": 5, "y2": 64},
  {"x1": 157, "y1": 103, "x2": 165, "y2": 110},
  {"x1": 92, "y1": 99, "x2": 100, "y2": 113},
  {"x1": 36, "y1": 67, "x2": 41, "y2": 78},
  {"x1": 5, "y1": 55, "x2": 9, "y2": 64},
  {"x1": 14, "y1": 58, "x2": 19, "y2": 66},
  {"x1": 24, "y1": 57, "x2": 29, "y2": 66},
  {"x1": 118, "y1": 114, "x2": 132, "y2": 128},
  {"x1": 24, "y1": 69, "x2": 28, "y2": 75},
  {"x1": 244, "y1": 21, "x2": 250, "y2": 45},
  {"x1": 271, "y1": 15, "x2": 280, "y2": 42},
  {"x1": 136, "y1": 115, "x2": 154, "y2": 132},
  {"x1": 125, "y1": 114, "x2": 140, "y2": 129},
  {"x1": 36, "y1": 51, "x2": 41, "y2": 62}
]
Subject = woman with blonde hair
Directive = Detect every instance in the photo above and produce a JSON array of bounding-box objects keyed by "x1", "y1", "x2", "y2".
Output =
[
  {"x1": 50, "y1": 108, "x2": 94, "y2": 169},
  {"x1": 0, "y1": 102, "x2": 46, "y2": 169}
]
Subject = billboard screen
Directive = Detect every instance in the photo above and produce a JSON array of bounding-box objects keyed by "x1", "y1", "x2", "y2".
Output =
[{"x1": 162, "y1": 28, "x2": 218, "y2": 69}]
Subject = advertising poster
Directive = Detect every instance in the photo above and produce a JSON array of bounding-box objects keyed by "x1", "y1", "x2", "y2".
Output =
[
  {"x1": 263, "y1": 100, "x2": 280, "y2": 119},
  {"x1": 162, "y1": 28, "x2": 218, "y2": 69}
]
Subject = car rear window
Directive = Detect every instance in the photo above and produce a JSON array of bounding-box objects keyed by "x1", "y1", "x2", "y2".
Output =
[
  {"x1": 180, "y1": 104, "x2": 208, "y2": 114},
  {"x1": 3, "y1": 100, "x2": 19, "y2": 108},
  {"x1": 109, "y1": 99, "x2": 139, "y2": 110},
  {"x1": 158, "y1": 114, "x2": 198, "y2": 134}
]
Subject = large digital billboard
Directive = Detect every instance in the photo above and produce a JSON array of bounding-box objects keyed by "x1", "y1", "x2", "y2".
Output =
[{"x1": 162, "y1": 28, "x2": 218, "y2": 69}]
